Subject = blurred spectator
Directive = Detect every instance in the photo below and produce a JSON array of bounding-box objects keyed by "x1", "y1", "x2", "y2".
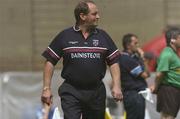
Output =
[
  {"x1": 118, "y1": 33, "x2": 151, "y2": 119},
  {"x1": 152, "y1": 27, "x2": 180, "y2": 119}
]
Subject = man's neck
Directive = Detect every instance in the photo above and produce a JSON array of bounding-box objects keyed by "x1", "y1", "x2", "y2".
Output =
[
  {"x1": 125, "y1": 49, "x2": 134, "y2": 54},
  {"x1": 170, "y1": 44, "x2": 177, "y2": 52},
  {"x1": 79, "y1": 25, "x2": 96, "y2": 39}
]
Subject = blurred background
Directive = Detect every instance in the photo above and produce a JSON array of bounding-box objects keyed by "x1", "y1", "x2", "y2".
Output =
[
  {"x1": 1, "y1": 0, "x2": 180, "y2": 71},
  {"x1": 0, "y1": 0, "x2": 180, "y2": 119}
]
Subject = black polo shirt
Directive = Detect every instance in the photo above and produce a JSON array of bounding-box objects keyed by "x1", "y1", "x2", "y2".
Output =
[
  {"x1": 119, "y1": 51, "x2": 147, "y2": 92},
  {"x1": 42, "y1": 26, "x2": 120, "y2": 88}
]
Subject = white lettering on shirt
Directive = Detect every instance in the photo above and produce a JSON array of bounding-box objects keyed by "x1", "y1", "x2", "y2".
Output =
[{"x1": 71, "y1": 53, "x2": 100, "y2": 59}]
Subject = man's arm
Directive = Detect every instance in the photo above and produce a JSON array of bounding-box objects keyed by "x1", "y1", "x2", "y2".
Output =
[
  {"x1": 136, "y1": 48, "x2": 150, "y2": 79},
  {"x1": 109, "y1": 63, "x2": 123, "y2": 101},
  {"x1": 150, "y1": 72, "x2": 164, "y2": 93},
  {"x1": 152, "y1": 72, "x2": 164, "y2": 93},
  {"x1": 140, "y1": 59, "x2": 150, "y2": 79},
  {"x1": 41, "y1": 60, "x2": 54, "y2": 119},
  {"x1": 43, "y1": 61, "x2": 54, "y2": 92}
]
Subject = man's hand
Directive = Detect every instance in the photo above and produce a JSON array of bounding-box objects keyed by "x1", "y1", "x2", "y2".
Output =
[
  {"x1": 41, "y1": 88, "x2": 53, "y2": 105},
  {"x1": 149, "y1": 84, "x2": 159, "y2": 94},
  {"x1": 136, "y1": 47, "x2": 144, "y2": 58},
  {"x1": 41, "y1": 88, "x2": 53, "y2": 119},
  {"x1": 111, "y1": 84, "x2": 123, "y2": 102}
]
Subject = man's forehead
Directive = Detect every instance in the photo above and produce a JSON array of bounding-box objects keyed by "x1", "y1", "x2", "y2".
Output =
[
  {"x1": 131, "y1": 36, "x2": 138, "y2": 41},
  {"x1": 87, "y1": 2, "x2": 97, "y2": 10}
]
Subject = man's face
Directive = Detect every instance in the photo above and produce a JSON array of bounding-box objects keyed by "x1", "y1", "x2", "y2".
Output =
[
  {"x1": 129, "y1": 36, "x2": 139, "y2": 52},
  {"x1": 84, "y1": 3, "x2": 100, "y2": 28}
]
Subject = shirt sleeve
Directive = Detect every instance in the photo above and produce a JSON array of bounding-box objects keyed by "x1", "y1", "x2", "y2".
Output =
[
  {"x1": 42, "y1": 32, "x2": 64, "y2": 65},
  {"x1": 102, "y1": 30, "x2": 120, "y2": 65},
  {"x1": 120, "y1": 55, "x2": 143, "y2": 77}
]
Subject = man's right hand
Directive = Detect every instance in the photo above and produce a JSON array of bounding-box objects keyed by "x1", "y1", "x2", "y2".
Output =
[{"x1": 41, "y1": 88, "x2": 53, "y2": 105}]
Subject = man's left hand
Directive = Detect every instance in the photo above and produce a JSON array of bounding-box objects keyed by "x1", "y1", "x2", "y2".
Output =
[{"x1": 111, "y1": 85, "x2": 123, "y2": 101}]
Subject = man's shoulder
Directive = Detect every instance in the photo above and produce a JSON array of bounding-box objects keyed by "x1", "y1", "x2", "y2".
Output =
[
  {"x1": 55, "y1": 27, "x2": 74, "y2": 37},
  {"x1": 162, "y1": 47, "x2": 173, "y2": 52},
  {"x1": 96, "y1": 28, "x2": 108, "y2": 34},
  {"x1": 119, "y1": 52, "x2": 132, "y2": 62},
  {"x1": 120, "y1": 52, "x2": 131, "y2": 58},
  {"x1": 62, "y1": 26, "x2": 74, "y2": 32},
  {"x1": 160, "y1": 47, "x2": 174, "y2": 57}
]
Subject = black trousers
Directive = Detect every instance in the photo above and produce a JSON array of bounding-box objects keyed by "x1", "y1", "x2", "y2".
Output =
[
  {"x1": 58, "y1": 81, "x2": 106, "y2": 119},
  {"x1": 123, "y1": 90, "x2": 145, "y2": 119}
]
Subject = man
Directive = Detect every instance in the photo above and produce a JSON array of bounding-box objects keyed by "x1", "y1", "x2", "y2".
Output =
[
  {"x1": 152, "y1": 27, "x2": 180, "y2": 119},
  {"x1": 118, "y1": 33, "x2": 150, "y2": 119},
  {"x1": 41, "y1": 1, "x2": 123, "y2": 119}
]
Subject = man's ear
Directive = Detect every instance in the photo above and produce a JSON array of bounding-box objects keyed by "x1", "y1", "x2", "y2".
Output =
[{"x1": 80, "y1": 13, "x2": 86, "y2": 21}]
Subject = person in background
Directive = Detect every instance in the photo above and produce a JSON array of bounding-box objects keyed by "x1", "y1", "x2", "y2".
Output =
[
  {"x1": 41, "y1": 0, "x2": 123, "y2": 119},
  {"x1": 118, "y1": 33, "x2": 150, "y2": 119},
  {"x1": 152, "y1": 27, "x2": 180, "y2": 119}
]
